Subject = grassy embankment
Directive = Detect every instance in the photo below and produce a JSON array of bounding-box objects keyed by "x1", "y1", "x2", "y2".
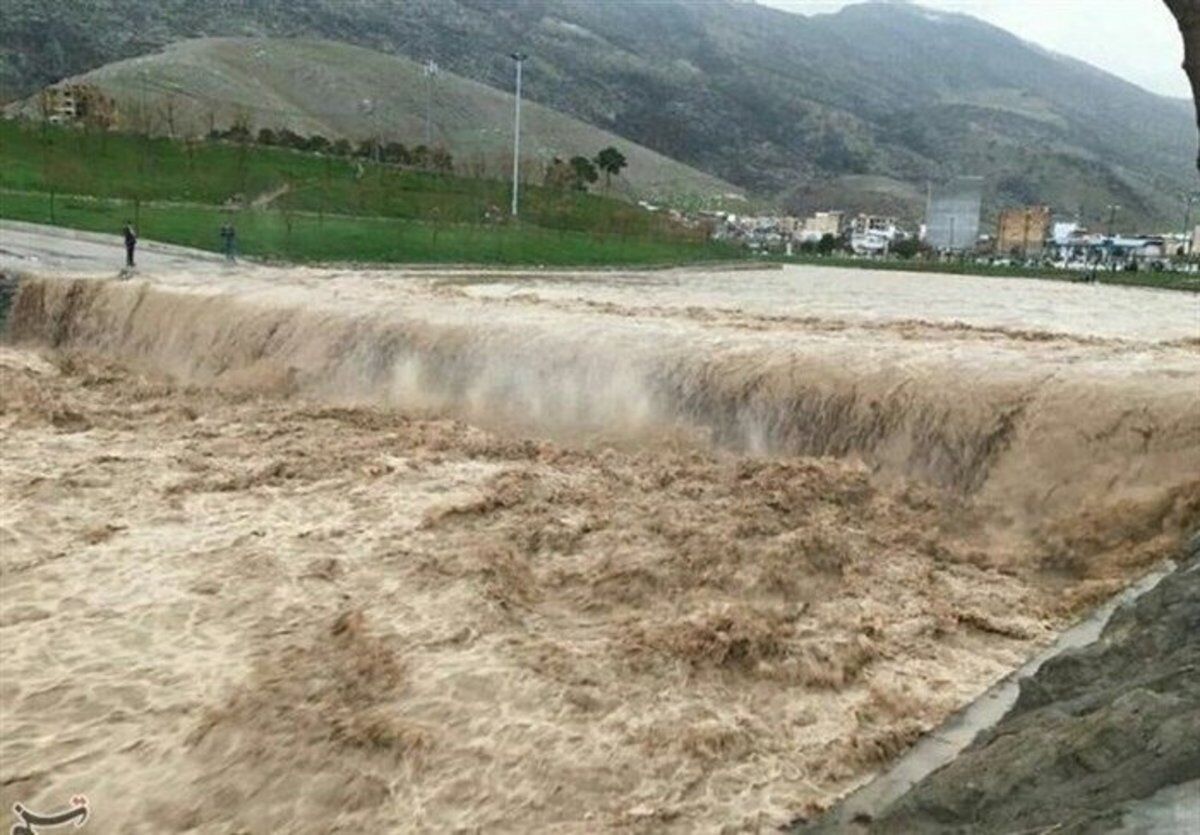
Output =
[{"x1": 0, "y1": 120, "x2": 732, "y2": 266}]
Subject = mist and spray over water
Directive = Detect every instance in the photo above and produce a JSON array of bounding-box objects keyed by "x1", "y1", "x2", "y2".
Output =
[{"x1": 8, "y1": 273, "x2": 1198, "y2": 555}]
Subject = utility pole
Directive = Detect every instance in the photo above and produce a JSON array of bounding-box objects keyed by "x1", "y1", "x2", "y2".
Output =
[
  {"x1": 141, "y1": 66, "x2": 148, "y2": 128},
  {"x1": 924, "y1": 181, "x2": 932, "y2": 241},
  {"x1": 423, "y1": 60, "x2": 438, "y2": 148},
  {"x1": 510, "y1": 52, "x2": 527, "y2": 218},
  {"x1": 1106, "y1": 204, "x2": 1121, "y2": 237},
  {"x1": 1182, "y1": 193, "x2": 1198, "y2": 255}
]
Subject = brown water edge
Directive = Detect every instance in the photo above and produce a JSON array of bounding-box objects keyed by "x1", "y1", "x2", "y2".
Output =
[
  {"x1": 793, "y1": 559, "x2": 1180, "y2": 831},
  {"x1": 802, "y1": 538, "x2": 1200, "y2": 833},
  {"x1": 1, "y1": 272, "x2": 1197, "y2": 831}
]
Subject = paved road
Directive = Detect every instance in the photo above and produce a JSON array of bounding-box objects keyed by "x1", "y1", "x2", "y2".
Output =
[{"x1": 0, "y1": 219, "x2": 227, "y2": 275}]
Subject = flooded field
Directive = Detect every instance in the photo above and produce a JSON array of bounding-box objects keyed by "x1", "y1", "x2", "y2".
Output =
[{"x1": 1, "y1": 226, "x2": 1198, "y2": 831}]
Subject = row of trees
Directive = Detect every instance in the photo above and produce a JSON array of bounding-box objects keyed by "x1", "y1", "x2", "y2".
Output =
[
  {"x1": 544, "y1": 146, "x2": 628, "y2": 192},
  {"x1": 789, "y1": 234, "x2": 924, "y2": 259},
  {"x1": 207, "y1": 122, "x2": 454, "y2": 172}
]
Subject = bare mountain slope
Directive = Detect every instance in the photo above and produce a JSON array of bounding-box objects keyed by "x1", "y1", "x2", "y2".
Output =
[
  {"x1": 18, "y1": 37, "x2": 737, "y2": 202},
  {"x1": 3, "y1": 0, "x2": 1195, "y2": 225}
]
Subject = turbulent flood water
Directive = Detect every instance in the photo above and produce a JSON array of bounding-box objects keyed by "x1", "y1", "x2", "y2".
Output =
[
  {"x1": 1, "y1": 258, "x2": 1198, "y2": 831},
  {"x1": 10, "y1": 265, "x2": 1198, "y2": 542}
]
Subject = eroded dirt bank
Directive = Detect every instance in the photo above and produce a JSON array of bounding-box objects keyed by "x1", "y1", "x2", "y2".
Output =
[{"x1": 1, "y1": 255, "x2": 1197, "y2": 831}]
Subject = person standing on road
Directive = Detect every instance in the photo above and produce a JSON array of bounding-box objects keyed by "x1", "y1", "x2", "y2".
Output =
[
  {"x1": 220, "y1": 222, "x2": 237, "y2": 262},
  {"x1": 122, "y1": 221, "x2": 138, "y2": 268}
]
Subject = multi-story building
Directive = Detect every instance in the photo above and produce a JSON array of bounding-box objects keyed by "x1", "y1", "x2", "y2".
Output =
[
  {"x1": 848, "y1": 214, "x2": 900, "y2": 255},
  {"x1": 797, "y1": 211, "x2": 844, "y2": 242},
  {"x1": 996, "y1": 206, "x2": 1053, "y2": 257},
  {"x1": 38, "y1": 84, "x2": 117, "y2": 128}
]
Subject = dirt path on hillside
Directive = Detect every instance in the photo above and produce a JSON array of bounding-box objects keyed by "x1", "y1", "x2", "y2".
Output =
[{"x1": 251, "y1": 183, "x2": 292, "y2": 208}]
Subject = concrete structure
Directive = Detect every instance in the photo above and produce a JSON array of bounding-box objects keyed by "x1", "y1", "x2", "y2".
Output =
[
  {"x1": 925, "y1": 176, "x2": 984, "y2": 252},
  {"x1": 1053, "y1": 222, "x2": 1082, "y2": 246},
  {"x1": 849, "y1": 214, "x2": 898, "y2": 237},
  {"x1": 996, "y1": 206, "x2": 1052, "y2": 257},
  {"x1": 798, "y1": 211, "x2": 844, "y2": 243},
  {"x1": 1165, "y1": 233, "x2": 1190, "y2": 258},
  {"x1": 710, "y1": 213, "x2": 791, "y2": 251},
  {"x1": 848, "y1": 214, "x2": 901, "y2": 256},
  {"x1": 38, "y1": 84, "x2": 117, "y2": 128},
  {"x1": 1049, "y1": 233, "x2": 1170, "y2": 268},
  {"x1": 1109, "y1": 236, "x2": 1166, "y2": 262}
]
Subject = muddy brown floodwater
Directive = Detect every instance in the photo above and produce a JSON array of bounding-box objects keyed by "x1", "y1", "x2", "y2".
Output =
[{"x1": 1, "y1": 228, "x2": 1198, "y2": 832}]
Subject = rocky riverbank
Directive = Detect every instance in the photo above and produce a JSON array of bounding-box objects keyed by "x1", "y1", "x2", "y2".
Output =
[{"x1": 800, "y1": 533, "x2": 1200, "y2": 833}]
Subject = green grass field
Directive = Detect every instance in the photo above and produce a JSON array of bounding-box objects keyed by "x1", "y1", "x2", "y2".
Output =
[
  {"x1": 0, "y1": 190, "x2": 726, "y2": 265},
  {"x1": 0, "y1": 120, "x2": 728, "y2": 265}
]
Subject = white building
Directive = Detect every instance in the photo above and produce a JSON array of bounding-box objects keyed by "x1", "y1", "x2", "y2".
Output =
[{"x1": 848, "y1": 214, "x2": 901, "y2": 255}]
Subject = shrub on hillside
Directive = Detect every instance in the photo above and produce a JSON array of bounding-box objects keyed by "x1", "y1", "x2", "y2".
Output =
[
  {"x1": 277, "y1": 129, "x2": 305, "y2": 150},
  {"x1": 304, "y1": 135, "x2": 331, "y2": 154},
  {"x1": 430, "y1": 147, "x2": 454, "y2": 173},
  {"x1": 382, "y1": 142, "x2": 410, "y2": 165},
  {"x1": 569, "y1": 156, "x2": 598, "y2": 191}
]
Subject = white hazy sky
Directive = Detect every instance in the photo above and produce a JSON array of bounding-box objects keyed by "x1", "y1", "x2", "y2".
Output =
[{"x1": 759, "y1": 0, "x2": 1188, "y2": 99}]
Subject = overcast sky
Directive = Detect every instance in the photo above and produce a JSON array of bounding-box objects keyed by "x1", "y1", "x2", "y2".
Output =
[{"x1": 760, "y1": 0, "x2": 1188, "y2": 99}]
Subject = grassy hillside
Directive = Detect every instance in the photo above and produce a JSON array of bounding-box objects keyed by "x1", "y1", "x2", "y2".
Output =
[
  {"x1": 1, "y1": 0, "x2": 1195, "y2": 229},
  {"x1": 0, "y1": 119, "x2": 731, "y2": 266},
  {"x1": 9, "y1": 38, "x2": 739, "y2": 205}
]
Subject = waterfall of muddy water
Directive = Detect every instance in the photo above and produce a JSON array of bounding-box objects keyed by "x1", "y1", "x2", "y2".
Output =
[
  {"x1": 2, "y1": 254, "x2": 1199, "y2": 832},
  {"x1": 7, "y1": 269, "x2": 1199, "y2": 555}
]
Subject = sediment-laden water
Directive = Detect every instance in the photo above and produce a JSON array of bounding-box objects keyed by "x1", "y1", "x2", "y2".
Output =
[{"x1": 1, "y1": 260, "x2": 1196, "y2": 831}]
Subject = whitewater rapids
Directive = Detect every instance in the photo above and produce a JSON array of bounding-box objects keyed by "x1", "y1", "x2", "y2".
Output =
[
  {"x1": 6, "y1": 257, "x2": 1197, "y2": 547},
  {"x1": 1, "y1": 226, "x2": 1197, "y2": 832}
]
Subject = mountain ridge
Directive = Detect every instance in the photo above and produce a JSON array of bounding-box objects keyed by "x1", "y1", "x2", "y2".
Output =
[{"x1": 2, "y1": 0, "x2": 1194, "y2": 227}]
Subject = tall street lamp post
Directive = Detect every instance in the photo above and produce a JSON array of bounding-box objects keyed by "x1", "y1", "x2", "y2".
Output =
[
  {"x1": 1105, "y1": 204, "x2": 1121, "y2": 237},
  {"x1": 424, "y1": 59, "x2": 438, "y2": 148},
  {"x1": 510, "y1": 52, "x2": 527, "y2": 218},
  {"x1": 1182, "y1": 193, "x2": 1199, "y2": 253}
]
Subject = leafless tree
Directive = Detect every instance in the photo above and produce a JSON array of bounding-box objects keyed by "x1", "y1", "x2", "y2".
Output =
[{"x1": 160, "y1": 94, "x2": 179, "y2": 138}]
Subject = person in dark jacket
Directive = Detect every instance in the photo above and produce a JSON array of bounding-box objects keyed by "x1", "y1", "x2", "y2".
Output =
[
  {"x1": 220, "y1": 222, "x2": 237, "y2": 262},
  {"x1": 122, "y1": 221, "x2": 137, "y2": 268}
]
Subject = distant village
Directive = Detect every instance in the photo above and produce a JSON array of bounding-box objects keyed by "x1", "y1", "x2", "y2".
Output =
[{"x1": 663, "y1": 202, "x2": 1197, "y2": 274}]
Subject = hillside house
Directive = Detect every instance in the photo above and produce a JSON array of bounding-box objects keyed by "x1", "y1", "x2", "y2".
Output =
[{"x1": 38, "y1": 84, "x2": 117, "y2": 128}]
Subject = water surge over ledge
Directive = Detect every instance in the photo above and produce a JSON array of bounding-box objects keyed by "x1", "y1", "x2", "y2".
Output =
[{"x1": 7, "y1": 274, "x2": 1199, "y2": 553}]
